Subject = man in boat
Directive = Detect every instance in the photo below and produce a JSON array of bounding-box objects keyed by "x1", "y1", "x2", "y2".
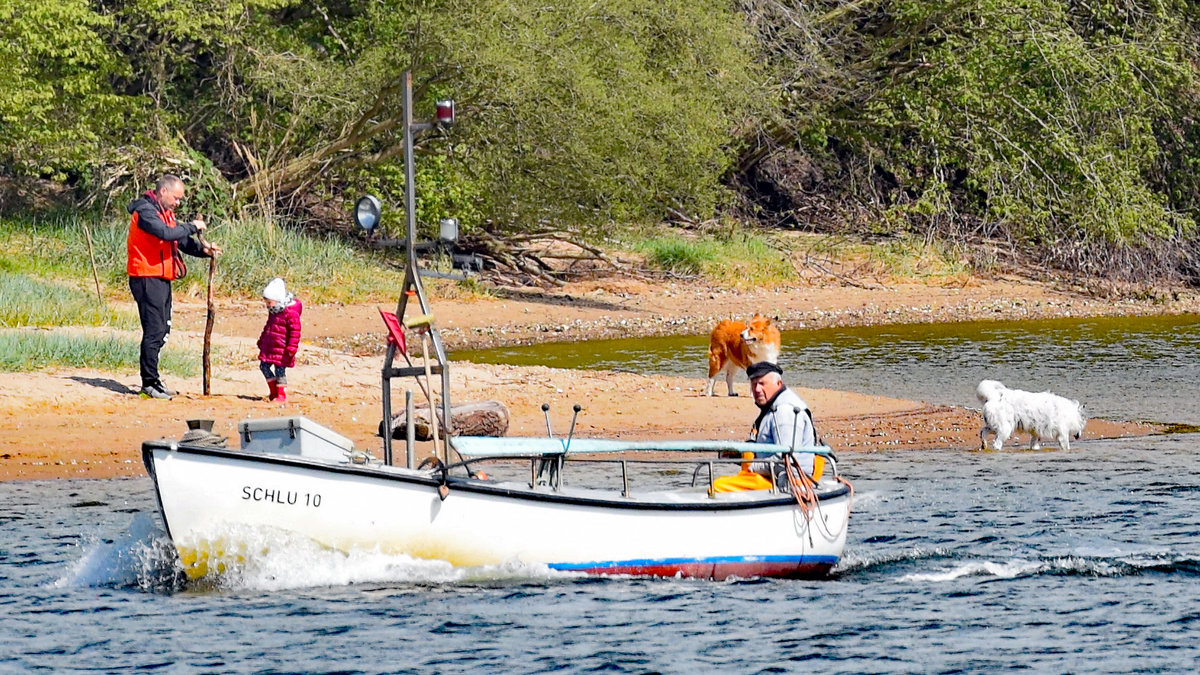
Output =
[
  {"x1": 747, "y1": 361, "x2": 816, "y2": 452},
  {"x1": 715, "y1": 361, "x2": 820, "y2": 492},
  {"x1": 126, "y1": 174, "x2": 221, "y2": 400}
]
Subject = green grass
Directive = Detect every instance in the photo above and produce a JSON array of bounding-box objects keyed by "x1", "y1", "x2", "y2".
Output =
[
  {"x1": 0, "y1": 329, "x2": 196, "y2": 375},
  {"x1": 631, "y1": 231, "x2": 795, "y2": 287},
  {"x1": 0, "y1": 213, "x2": 408, "y2": 304},
  {"x1": 0, "y1": 272, "x2": 135, "y2": 328}
]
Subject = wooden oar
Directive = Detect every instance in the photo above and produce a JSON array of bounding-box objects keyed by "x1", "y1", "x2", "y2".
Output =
[{"x1": 197, "y1": 219, "x2": 217, "y2": 396}]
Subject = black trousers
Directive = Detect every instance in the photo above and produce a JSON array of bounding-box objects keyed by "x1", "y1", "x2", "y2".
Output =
[{"x1": 128, "y1": 276, "x2": 172, "y2": 388}]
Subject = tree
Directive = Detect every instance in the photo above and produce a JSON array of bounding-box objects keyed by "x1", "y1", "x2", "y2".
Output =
[
  {"x1": 212, "y1": 0, "x2": 763, "y2": 237},
  {"x1": 738, "y1": 0, "x2": 1200, "y2": 276},
  {"x1": 0, "y1": 0, "x2": 131, "y2": 179}
]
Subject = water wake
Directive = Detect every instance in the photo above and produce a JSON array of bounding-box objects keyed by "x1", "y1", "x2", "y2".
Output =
[
  {"x1": 836, "y1": 543, "x2": 1200, "y2": 581},
  {"x1": 58, "y1": 517, "x2": 571, "y2": 594},
  {"x1": 57, "y1": 514, "x2": 184, "y2": 592},
  {"x1": 197, "y1": 535, "x2": 565, "y2": 592},
  {"x1": 896, "y1": 553, "x2": 1200, "y2": 581}
]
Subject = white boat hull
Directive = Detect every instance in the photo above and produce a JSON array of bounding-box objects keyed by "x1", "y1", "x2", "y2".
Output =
[{"x1": 144, "y1": 442, "x2": 851, "y2": 581}]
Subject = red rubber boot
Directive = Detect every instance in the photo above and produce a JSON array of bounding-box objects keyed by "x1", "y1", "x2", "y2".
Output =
[
  {"x1": 275, "y1": 384, "x2": 287, "y2": 403},
  {"x1": 266, "y1": 379, "x2": 278, "y2": 401}
]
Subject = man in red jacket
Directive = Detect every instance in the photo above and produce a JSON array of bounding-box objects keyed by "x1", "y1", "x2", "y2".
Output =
[{"x1": 127, "y1": 174, "x2": 222, "y2": 400}]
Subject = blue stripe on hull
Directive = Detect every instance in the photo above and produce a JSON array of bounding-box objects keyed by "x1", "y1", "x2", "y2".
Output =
[{"x1": 549, "y1": 555, "x2": 839, "y2": 580}]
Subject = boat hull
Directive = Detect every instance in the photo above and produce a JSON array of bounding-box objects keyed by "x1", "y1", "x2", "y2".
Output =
[{"x1": 143, "y1": 443, "x2": 850, "y2": 581}]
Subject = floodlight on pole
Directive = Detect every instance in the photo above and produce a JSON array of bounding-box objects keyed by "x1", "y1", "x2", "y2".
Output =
[{"x1": 354, "y1": 195, "x2": 382, "y2": 232}]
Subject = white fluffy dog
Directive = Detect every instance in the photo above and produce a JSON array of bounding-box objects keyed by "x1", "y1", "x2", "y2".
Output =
[{"x1": 976, "y1": 379, "x2": 1086, "y2": 451}]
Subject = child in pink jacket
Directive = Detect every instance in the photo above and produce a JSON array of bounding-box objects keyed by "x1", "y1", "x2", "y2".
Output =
[{"x1": 257, "y1": 277, "x2": 303, "y2": 402}]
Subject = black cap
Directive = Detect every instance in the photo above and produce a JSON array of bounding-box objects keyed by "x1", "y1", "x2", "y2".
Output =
[{"x1": 746, "y1": 361, "x2": 783, "y2": 380}]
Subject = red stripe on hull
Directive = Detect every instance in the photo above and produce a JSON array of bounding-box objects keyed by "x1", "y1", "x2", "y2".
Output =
[{"x1": 578, "y1": 561, "x2": 835, "y2": 580}]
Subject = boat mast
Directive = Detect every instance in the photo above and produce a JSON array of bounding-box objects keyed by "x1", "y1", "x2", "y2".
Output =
[{"x1": 378, "y1": 71, "x2": 455, "y2": 468}]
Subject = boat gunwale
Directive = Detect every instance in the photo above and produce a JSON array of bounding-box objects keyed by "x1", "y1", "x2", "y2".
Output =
[{"x1": 142, "y1": 441, "x2": 851, "y2": 511}]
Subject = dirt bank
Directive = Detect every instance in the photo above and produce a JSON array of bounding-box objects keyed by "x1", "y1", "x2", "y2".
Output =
[{"x1": 1, "y1": 275, "x2": 1182, "y2": 481}]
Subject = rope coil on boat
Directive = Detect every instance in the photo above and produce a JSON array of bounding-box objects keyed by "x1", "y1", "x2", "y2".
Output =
[
  {"x1": 783, "y1": 452, "x2": 854, "y2": 546},
  {"x1": 783, "y1": 454, "x2": 818, "y2": 546},
  {"x1": 178, "y1": 429, "x2": 227, "y2": 447}
]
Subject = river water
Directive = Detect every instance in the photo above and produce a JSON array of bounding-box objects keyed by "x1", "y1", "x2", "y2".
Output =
[
  {"x1": 456, "y1": 313, "x2": 1200, "y2": 424},
  {"x1": 6, "y1": 315, "x2": 1200, "y2": 672}
]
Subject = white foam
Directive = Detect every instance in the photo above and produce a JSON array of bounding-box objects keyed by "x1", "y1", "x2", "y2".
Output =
[
  {"x1": 174, "y1": 524, "x2": 573, "y2": 591},
  {"x1": 847, "y1": 490, "x2": 884, "y2": 508},
  {"x1": 902, "y1": 558, "x2": 1043, "y2": 582},
  {"x1": 57, "y1": 514, "x2": 179, "y2": 590}
]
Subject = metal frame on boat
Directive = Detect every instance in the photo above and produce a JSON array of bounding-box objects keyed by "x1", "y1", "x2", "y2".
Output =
[{"x1": 141, "y1": 72, "x2": 854, "y2": 582}]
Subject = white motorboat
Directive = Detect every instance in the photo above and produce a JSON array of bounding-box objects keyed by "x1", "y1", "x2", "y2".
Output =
[
  {"x1": 141, "y1": 72, "x2": 853, "y2": 582},
  {"x1": 143, "y1": 427, "x2": 852, "y2": 581}
]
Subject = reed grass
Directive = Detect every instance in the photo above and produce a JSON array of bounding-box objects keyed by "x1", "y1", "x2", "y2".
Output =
[
  {"x1": 866, "y1": 235, "x2": 971, "y2": 281},
  {"x1": 0, "y1": 214, "x2": 407, "y2": 304},
  {"x1": 0, "y1": 272, "x2": 135, "y2": 328},
  {"x1": 0, "y1": 329, "x2": 196, "y2": 375},
  {"x1": 190, "y1": 218, "x2": 407, "y2": 302}
]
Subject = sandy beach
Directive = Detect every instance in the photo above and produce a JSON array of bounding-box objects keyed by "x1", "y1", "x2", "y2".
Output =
[{"x1": 1, "y1": 275, "x2": 1185, "y2": 481}]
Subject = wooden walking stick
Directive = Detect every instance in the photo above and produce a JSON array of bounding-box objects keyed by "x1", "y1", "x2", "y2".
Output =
[{"x1": 197, "y1": 218, "x2": 217, "y2": 396}]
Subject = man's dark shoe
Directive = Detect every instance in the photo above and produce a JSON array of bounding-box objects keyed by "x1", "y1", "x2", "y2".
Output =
[
  {"x1": 155, "y1": 382, "x2": 177, "y2": 396},
  {"x1": 139, "y1": 384, "x2": 172, "y2": 400}
]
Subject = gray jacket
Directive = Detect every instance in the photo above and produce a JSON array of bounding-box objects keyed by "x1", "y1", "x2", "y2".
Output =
[{"x1": 750, "y1": 386, "x2": 817, "y2": 476}]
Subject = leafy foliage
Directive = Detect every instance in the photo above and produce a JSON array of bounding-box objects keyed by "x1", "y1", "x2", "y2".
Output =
[
  {"x1": 418, "y1": 0, "x2": 763, "y2": 234},
  {"x1": 6, "y1": 0, "x2": 1200, "y2": 284},
  {"x1": 0, "y1": 0, "x2": 131, "y2": 177},
  {"x1": 741, "y1": 0, "x2": 1200, "y2": 278}
]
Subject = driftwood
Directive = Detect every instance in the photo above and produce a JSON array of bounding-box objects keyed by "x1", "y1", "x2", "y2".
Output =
[
  {"x1": 380, "y1": 400, "x2": 510, "y2": 441},
  {"x1": 469, "y1": 229, "x2": 629, "y2": 286}
]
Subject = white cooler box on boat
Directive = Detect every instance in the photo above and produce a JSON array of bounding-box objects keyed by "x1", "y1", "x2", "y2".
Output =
[{"x1": 237, "y1": 416, "x2": 353, "y2": 462}]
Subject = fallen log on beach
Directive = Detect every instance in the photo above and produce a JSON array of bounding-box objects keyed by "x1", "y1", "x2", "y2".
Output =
[{"x1": 380, "y1": 400, "x2": 510, "y2": 440}]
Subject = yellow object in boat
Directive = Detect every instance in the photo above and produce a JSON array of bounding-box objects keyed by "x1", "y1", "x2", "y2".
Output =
[{"x1": 713, "y1": 470, "x2": 774, "y2": 493}]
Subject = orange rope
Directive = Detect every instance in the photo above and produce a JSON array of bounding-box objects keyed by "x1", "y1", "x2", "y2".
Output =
[
  {"x1": 785, "y1": 455, "x2": 856, "y2": 545},
  {"x1": 783, "y1": 454, "x2": 818, "y2": 521}
]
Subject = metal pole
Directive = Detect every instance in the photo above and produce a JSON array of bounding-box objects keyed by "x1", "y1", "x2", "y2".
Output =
[
  {"x1": 405, "y1": 389, "x2": 415, "y2": 468},
  {"x1": 398, "y1": 70, "x2": 455, "y2": 462},
  {"x1": 381, "y1": 325, "x2": 396, "y2": 464},
  {"x1": 382, "y1": 369, "x2": 392, "y2": 465},
  {"x1": 403, "y1": 70, "x2": 417, "y2": 268}
]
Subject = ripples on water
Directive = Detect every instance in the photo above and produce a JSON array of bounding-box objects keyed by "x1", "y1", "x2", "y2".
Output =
[{"x1": 5, "y1": 434, "x2": 1200, "y2": 672}]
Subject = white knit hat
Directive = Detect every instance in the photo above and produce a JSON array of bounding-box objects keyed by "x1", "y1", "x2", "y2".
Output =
[{"x1": 263, "y1": 277, "x2": 289, "y2": 303}]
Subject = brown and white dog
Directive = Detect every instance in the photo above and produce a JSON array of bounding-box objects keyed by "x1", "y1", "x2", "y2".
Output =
[{"x1": 705, "y1": 315, "x2": 781, "y2": 396}]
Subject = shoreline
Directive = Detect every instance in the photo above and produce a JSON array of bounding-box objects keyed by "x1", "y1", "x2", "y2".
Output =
[{"x1": 2, "y1": 275, "x2": 1189, "y2": 481}]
